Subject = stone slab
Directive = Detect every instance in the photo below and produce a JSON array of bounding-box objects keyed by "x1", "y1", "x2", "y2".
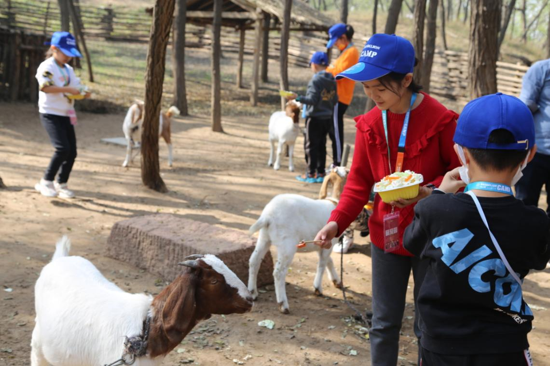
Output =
[
  {"x1": 106, "y1": 214, "x2": 274, "y2": 287},
  {"x1": 101, "y1": 137, "x2": 138, "y2": 148}
]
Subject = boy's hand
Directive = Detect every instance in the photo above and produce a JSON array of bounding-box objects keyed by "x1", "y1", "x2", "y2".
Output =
[
  {"x1": 314, "y1": 221, "x2": 339, "y2": 249},
  {"x1": 390, "y1": 186, "x2": 432, "y2": 208},
  {"x1": 439, "y1": 167, "x2": 466, "y2": 194},
  {"x1": 66, "y1": 87, "x2": 80, "y2": 95}
]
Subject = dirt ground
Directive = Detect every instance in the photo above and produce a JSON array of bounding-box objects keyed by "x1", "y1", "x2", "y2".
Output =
[{"x1": 1, "y1": 102, "x2": 549, "y2": 366}]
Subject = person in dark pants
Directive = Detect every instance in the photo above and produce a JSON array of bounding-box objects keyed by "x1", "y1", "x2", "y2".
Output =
[
  {"x1": 326, "y1": 23, "x2": 360, "y2": 167},
  {"x1": 34, "y1": 31, "x2": 90, "y2": 198},
  {"x1": 515, "y1": 58, "x2": 550, "y2": 214},
  {"x1": 288, "y1": 52, "x2": 338, "y2": 183}
]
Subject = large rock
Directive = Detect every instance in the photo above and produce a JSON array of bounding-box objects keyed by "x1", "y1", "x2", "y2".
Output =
[{"x1": 106, "y1": 214, "x2": 274, "y2": 287}]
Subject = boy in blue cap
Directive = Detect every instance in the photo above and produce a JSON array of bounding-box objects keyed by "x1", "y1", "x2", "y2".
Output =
[
  {"x1": 289, "y1": 51, "x2": 338, "y2": 183},
  {"x1": 404, "y1": 93, "x2": 550, "y2": 365},
  {"x1": 34, "y1": 31, "x2": 90, "y2": 199}
]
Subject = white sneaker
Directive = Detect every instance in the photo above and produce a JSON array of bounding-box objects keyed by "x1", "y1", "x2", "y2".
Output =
[
  {"x1": 35, "y1": 179, "x2": 57, "y2": 197},
  {"x1": 54, "y1": 182, "x2": 75, "y2": 199}
]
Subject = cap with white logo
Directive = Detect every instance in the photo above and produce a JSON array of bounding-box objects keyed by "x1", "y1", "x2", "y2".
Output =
[
  {"x1": 46, "y1": 31, "x2": 82, "y2": 58},
  {"x1": 336, "y1": 33, "x2": 415, "y2": 82}
]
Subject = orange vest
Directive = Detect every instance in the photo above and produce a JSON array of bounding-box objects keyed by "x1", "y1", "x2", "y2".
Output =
[{"x1": 327, "y1": 45, "x2": 360, "y2": 106}]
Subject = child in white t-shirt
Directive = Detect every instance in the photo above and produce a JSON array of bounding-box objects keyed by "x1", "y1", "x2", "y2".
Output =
[{"x1": 34, "y1": 31, "x2": 90, "y2": 198}]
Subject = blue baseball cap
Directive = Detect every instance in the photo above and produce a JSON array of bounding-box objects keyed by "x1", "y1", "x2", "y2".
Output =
[
  {"x1": 47, "y1": 32, "x2": 82, "y2": 58},
  {"x1": 454, "y1": 93, "x2": 535, "y2": 150},
  {"x1": 309, "y1": 51, "x2": 329, "y2": 66},
  {"x1": 326, "y1": 23, "x2": 347, "y2": 48},
  {"x1": 336, "y1": 34, "x2": 415, "y2": 82}
]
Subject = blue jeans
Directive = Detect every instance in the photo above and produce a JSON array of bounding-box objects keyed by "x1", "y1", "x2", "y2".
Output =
[
  {"x1": 40, "y1": 113, "x2": 77, "y2": 184},
  {"x1": 515, "y1": 152, "x2": 550, "y2": 214},
  {"x1": 370, "y1": 244, "x2": 428, "y2": 366}
]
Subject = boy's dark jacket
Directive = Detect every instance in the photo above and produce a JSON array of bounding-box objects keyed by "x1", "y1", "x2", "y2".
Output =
[
  {"x1": 298, "y1": 70, "x2": 338, "y2": 119},
  {"x1": 404, "y1": 190, "x2": 550, "y2": 355}
]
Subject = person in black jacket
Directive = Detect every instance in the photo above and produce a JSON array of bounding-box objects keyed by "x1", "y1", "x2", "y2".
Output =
[
  {"x1": 289, "y1": 52, "x2": 338, "y2": 183},
  {"x1": 404, "y1": 93, "x2": 550, "y2": 366}
]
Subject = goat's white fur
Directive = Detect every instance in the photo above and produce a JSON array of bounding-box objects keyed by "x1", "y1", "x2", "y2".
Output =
[
  {"x1": 31, "y1": 236, "x2": 157, "y2": 366},
  {"x1": 267, "y1": 110, "x2": 300, "y2": 172},
  {"x1": 122, "y1": 101, "x2": 180, "y2": 168},
  {"x1": 248, "y1": 195, "x2": 341, "y2": 314}
]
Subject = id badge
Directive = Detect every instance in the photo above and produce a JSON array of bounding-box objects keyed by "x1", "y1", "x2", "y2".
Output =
[
  {"x1": 68, "y1": 109, "x2": 77, "y2": 126},
  {"x1": 383, "y1": 211, "x2": 400, "y2": 253}
]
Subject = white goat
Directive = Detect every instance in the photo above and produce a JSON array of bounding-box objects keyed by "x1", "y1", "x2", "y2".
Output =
[
  {"x1": 267, "y1": 100, "x2": 301, "y2": 172},
  {"x1": 248, "y1": 167, "x2": 367, "y2": 314},
  {"x1": 122, "y1": 100, "x2": 180, "y2": 167},
  {"x1": 31, "y1": 237, "x2": 253, "y2": 366}
]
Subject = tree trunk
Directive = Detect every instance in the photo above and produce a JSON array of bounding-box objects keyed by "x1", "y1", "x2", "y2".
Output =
[
  {"x1": 172, "y1": 0, "x2": 188, "y2": 116},
  {"x1": 547, "y1": 10, "x2": 550, "y2": 58},
  {"x1": 250, "y1": 10, "x2": 262, "y2": 106},
  {"x1": 280, "y1": 0, "x2": 292, "y2": 110},
  {"x1": 141, "y1": 0, "x2": 175, "y2": 193},
  {"x1": 373, "y1": 0, "x2": 379, "y2": 34},
  {"x1": 521, "y1": 0, "x2": 527, "y2": 43},
  {"x1": 211, "y1": 0, "x2": 223, "y2": 132},
  {"x1": 457, "y1": 0, "x2": 463, "y2": 20},
  {"x1": 421, "y1": 0, "x2": 438, "y2": 93},
  {"x1": 446, "y1": 0, "x2": 453, "y2": 20},
  {"x1": 463, "y1": 0, "x2": 469, "y2": 23},
  {"x1": 365, "y1": 98, "x2": 376, "y2": 113},
  {"x1": 412, "y1": 0, "x2": 426, "y2": 85},
  {"x1": 57, "y1": 0, "x2": 70, "y2": 31},
  {"x1": 67, "y1": 0, "x2": 93, "y2": 82},
  {"x1": 0, "y1": 176, "x2": 6, "y2": 189},
  {"x1": 340, "y1": 0, "x2": 349, "y2": 23},
  {"x1": 261, "y1": 13, "x2": 271, "y2": 83},
  {"x1": 468, "y1": 0, "x2": 501, "y2": 99},
  {"x1": 440, "y1": 0, "x2": 448, "y2": 50},
  {"x1": 498, "y1": 0, "x2": 516, "y2": 53},
  {"x1": 384, "y1": 0, "x2": 404, "y2": 34},
  {"x1": 237, "y1": 26, "x2": 245, "y2": 89}
]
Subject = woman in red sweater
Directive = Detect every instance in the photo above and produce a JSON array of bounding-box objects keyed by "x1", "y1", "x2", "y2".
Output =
[{"x1": 314, "y1": 34, "x2": 460, "y2": 365}]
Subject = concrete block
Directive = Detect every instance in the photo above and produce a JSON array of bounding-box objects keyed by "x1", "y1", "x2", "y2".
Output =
[{"x1": 106, "y1": 214, "x2": 274, "y2": 287}]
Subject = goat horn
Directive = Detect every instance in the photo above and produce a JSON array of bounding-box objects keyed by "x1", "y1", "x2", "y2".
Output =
[
  {"x1": 178, "y1": 260, "x2": 199, "y2": 269},
  {"x1": 184, "y1": 254, "x2": 204, "y2": 260}
]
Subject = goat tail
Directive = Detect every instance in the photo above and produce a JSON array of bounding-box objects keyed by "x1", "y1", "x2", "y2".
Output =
[
  {"x1": 52, "y1": 235, "x2": 71, "y2": 261},
  {"x1": 249, "y1": 216, "x2": 268, "y2": 235},
  {"x1": 167, "y1": 106, "x2": 181, "y2": 117}
]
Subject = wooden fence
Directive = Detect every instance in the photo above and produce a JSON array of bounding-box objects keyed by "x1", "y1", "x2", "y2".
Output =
[{"x1": 0, "y1": 27, "x2": 46, "y2": 101}]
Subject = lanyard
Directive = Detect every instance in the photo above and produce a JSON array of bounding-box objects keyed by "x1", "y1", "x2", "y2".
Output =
[
  {"x1": 381, "y1": 93, "x2": 417, "y2": 173},
  {"x1": 465, "y1": 191, "x2": 522, "y2": 286},
  {"x1": 465, "y1": 181, "x2": 513, "y2": 195},
  {"x1": 55, "y1": 62, "x2": 70, "y2": 86}
]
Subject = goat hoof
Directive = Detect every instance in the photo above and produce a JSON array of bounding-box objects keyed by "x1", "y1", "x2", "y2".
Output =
[
  {"x1": 333, "y1": 280, "x2": 343, "y2": 289},
  {"x1": 289, "y1": 167, "x2": 294, "y2": 172},
  {"x1": 314, "y1": 288, "x2": 323, "y2": 297},
  {"x1": 268, "y1": 163, "x2": 273, "y2": 167},
  {"x1": 274, "y1": 166, "x2": 280, "y2": 171},
  {"x1": 278, "y1": 303, "x2": 290, "y2": 314}
]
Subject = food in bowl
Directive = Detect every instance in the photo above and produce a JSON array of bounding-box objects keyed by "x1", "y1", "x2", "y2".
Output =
[
  {"x1": 66, "y1": 85, "x2": 89, "y2": 100},
  {"x1": 374, "y1": 170, "x2": 424, "y2": 203}
]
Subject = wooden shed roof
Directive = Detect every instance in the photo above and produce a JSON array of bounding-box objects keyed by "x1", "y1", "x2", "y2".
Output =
[{"x1": 186, "y1": 0, "x2": 335, "y2": 31}]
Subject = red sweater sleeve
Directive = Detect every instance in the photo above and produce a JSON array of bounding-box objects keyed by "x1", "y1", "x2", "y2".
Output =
[
  {"x1": 427, "y1": 113, "x2": 460, "y2": 187},
  {"x1": 328, "y1": 123, "x2": 374, "y2": 236}
]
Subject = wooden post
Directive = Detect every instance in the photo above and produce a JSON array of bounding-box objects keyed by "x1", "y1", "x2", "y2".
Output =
[
  {"x1": 211, "y1": 0, "x2": 223, "y2": 132},
  {"x1": 57, "y1": 0, "x2": 71, "y2": 32},
  {"x1": 10, "y1": 32, "x2": 21, "y2": 101},
  {"x1": 172, "y1": 0, "x2": 188, "y2": 115},
  {"x1": 67, "y1": 0, "x2": 94, "y2": 82},
  {"x1": 250, "y1": 9, "x2": 262, "y2": 106},
  {"x1": 236, "y1": 25, "x2": 245, "y2": 89},
  {"x1": 43, "y1": 1, "x2": 51, "y2": 35},
  {"x1": 261, "y1": 12, "x2": 270, "y2": 83},
  {"x1": 280, "y1": 0, "x2": 292, "y2": 110}
]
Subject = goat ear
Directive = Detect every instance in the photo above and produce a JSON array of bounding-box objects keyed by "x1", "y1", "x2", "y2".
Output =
[{"x1": 161, "y1": 272, "x2": 198, "y2": 344}]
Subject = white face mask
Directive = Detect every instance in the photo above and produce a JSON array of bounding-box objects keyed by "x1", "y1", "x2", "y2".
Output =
[{"x1": 456, "y1": 145, "x2": 529, "y2": 186}]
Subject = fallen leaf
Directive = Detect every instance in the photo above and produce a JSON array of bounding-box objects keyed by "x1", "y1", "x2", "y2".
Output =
[{"x1": 258, "y1": 319, "x2": 275, "y2": 330}]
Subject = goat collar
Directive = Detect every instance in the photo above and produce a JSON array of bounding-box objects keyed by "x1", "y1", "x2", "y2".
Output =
[
  {"x1": 324, "y1": 197, "x2": 339, "y2": 206},
  {"x1": 104, "y1": 314, "x2": 152, "y2": 366}
]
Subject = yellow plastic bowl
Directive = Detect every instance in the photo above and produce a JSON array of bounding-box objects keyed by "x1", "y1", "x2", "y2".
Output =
[
  {"x1": 66, "y1": 94, "x2": 85, "y2": 100},
  {"x1": 279, "y1": 90, "x2": 295, "y2": 98},
  {"x1": 374, "y1": 179, "x2": 423, "y2": 204}
]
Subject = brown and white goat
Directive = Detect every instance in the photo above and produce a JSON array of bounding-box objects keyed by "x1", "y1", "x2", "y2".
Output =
[
  {"x1": 267, "y1": 100, "x2": 302, "y2": 172},
  {"x1": 31, "y1": 237, "x2": 253, "y2": 366},
  {"x1": 248, "y1": 167, "x2": 368, "y2": 314},
  {"x1": 122, "y1": 100, "x2": 180, "y2": 167}
]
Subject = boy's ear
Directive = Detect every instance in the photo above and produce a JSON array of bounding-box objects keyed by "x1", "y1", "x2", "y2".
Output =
[{"x1": 527, "y1": 145, "x2": 538, "y2": 163}]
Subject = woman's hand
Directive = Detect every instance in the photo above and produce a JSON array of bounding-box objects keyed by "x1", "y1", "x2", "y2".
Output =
[
  {"x1": 314, "y1": 221, "x2": 339, "y2": 249},
  {"x1": 390, "y1": 185, "x2": 433, "y2": 209},
  {"x1": 438, "y1": 167, "x2": 466, "y2": 194}
]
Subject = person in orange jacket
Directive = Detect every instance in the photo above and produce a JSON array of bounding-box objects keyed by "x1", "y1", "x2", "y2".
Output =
[{"x1": 326, "y1": 23, "x2": 360, "y2": 167}]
